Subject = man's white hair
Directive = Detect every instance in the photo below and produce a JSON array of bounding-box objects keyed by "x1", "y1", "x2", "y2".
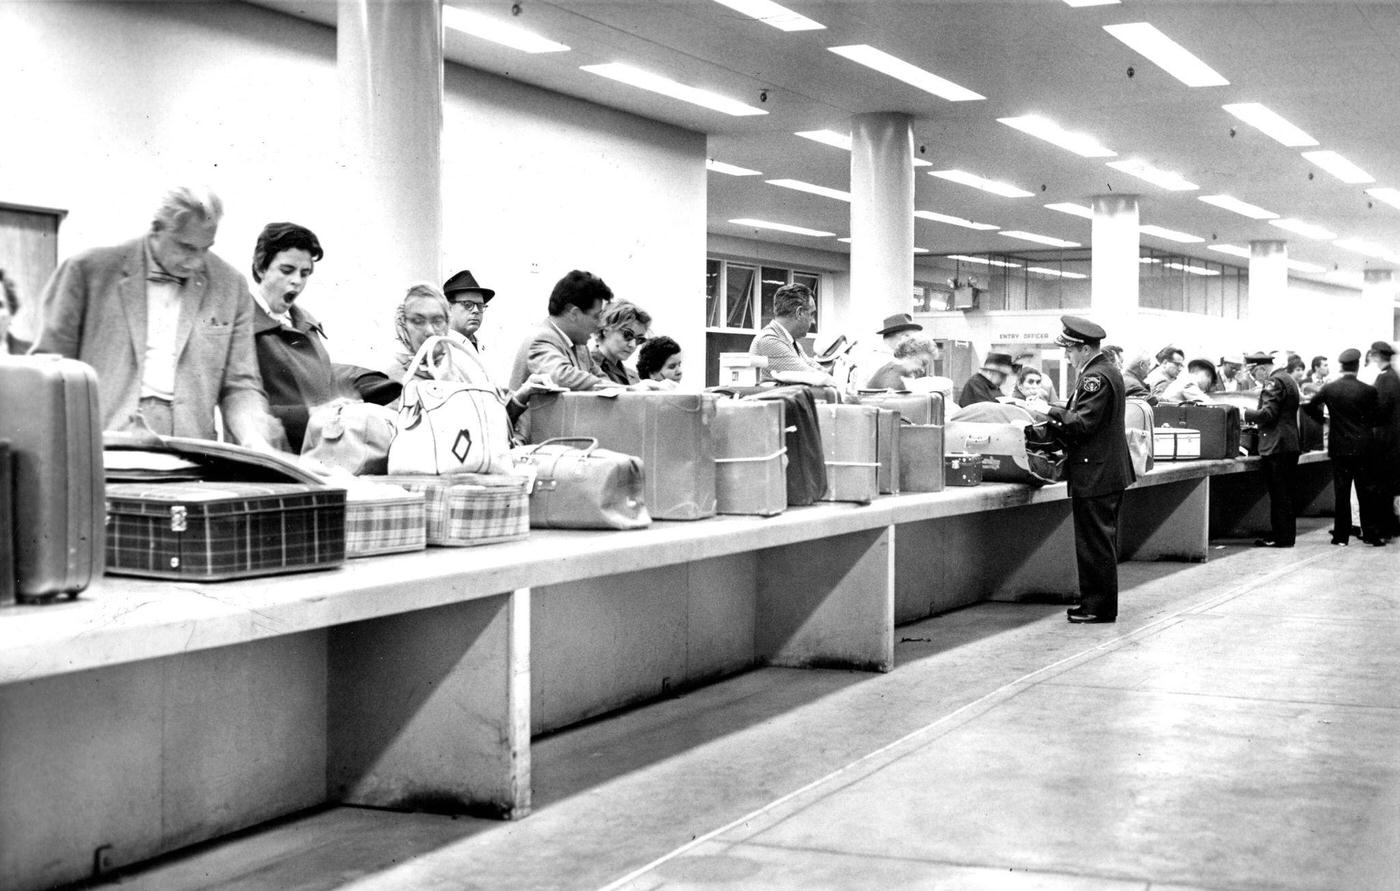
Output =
[{"x1": 152, "y1": 185, "x2": 223, "y2": 232}]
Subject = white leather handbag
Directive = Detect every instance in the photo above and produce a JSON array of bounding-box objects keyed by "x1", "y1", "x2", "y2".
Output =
[{"x1": 387, "y1": 336, "x2": 511, "y2": 475}]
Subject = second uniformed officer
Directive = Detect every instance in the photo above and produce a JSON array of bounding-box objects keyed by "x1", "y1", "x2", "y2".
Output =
[
  {"x1": 1243, "y1": 350, "x2": 1302, "y2": 547},
  {"x1": 1046, "y1": 316, "x2": 1135, "y2": 624},
  {"x1": 1302, "y1": 348, "x2": 1382, "y2": 545}
]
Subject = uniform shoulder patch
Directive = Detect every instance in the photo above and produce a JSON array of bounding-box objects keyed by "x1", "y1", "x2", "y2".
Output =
[{"x1": 1080, "y1": 375, "x2": 1102, "y2": 393}]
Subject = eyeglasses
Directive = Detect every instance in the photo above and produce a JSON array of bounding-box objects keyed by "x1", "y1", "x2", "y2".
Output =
[
  {"x1": 617, "y1": 328, "x2": 648, "y2": 345},
  {"x1": 456, "y1": 301, "x2": 486, "y2": 314}
]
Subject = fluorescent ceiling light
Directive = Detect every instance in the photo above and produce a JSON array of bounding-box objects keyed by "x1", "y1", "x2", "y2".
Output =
[
  {"x1": 707, "y1": 159, "x2": 762, "y2": 176},
  {"x1": 1207, "y1": 244, "x2": 1252, "y2": 259},
  {"x1": 1198, "y1": 194, "x2": 1278, "y2": 220},
  {"x1": 581, "y1": 63, "x2": 768, "y2": 116},
  {"x1": 1103, "y1": 22, "x2": 1228, "y2": 87},
  {"x1": 1333, "y1": 237, "x2": 1394, "y2": 259},
  {"x1": 997, "y1": 115, "x2": 1116, "y2": 158},
  {"x1": 838, "y1": 237, "x2": 930, "y2": 254},
  {"x1": 1221, "y1": 103, "x2": 1316, "y2": 147},
  {"x1": 443, "y1": 6, "x2": 570, "y2": 53},
  {"x1": 948, "y1": 254, "x2": 1023, "y2": 269},
  {"x1": 1287, "y1": 259, "x2": 1327, "y2": 274},
  {"x1": 929, "y1": 169, "x2": 1034, "y2": 198},
  {"x1": 828, "y1": 45, "x2": 983, "y2": 102},
  {"x1": 794, "y1": 130, "x2": 931, "y2": 166},
  {"x1": 1107, "y1": 159, "x2": 1198, "y2": 191},
  {"x1": 998, "y1": 230, "x2": 1081, "y2": 248},
  {"x1": 710, "y1": 0, "x2": 824, "y2": 31},
  {"x1": 1027, "y1": 266, "x2": 1089, "y2": 278},
  {"x1": 1139, "y1": 224, "x2": 1204, "y2": 244},
  {"x1": 1301, "y1": 150, "x2": 1374, "y2": 184},
  {"x1": 1064, "y1": 0, "x2": 1120, "y2": 6},
  {"x1": 1045, "y1": 202, "x2": 1094, "y2": 219},
  {"x1": 1163, "y1": 262, "x2": 1221, "y2": 277},
  {"x1": 729, "y1": 218, "x2": 834, "y2": 237},
  {"x1": 1139, "y1": 257, "x2": 1161, "y2": 264},
  {"x1": 915, "y1": 210, "x2": 999, "y2": 230},
  {"x1": 1269, "y1": 218, "x2": 1336, "y2": 240},
  {"x1": 766, "y1": 178, "x2": 851, "y2": 201},
  {"x1": 1366, "y1": 187, "x2": 1400, "y2": 210}
]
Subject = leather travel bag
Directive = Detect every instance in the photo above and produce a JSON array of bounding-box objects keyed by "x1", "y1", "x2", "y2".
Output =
[{"x1": 509, "y1": 437, "x2": 651, "y2": 529}]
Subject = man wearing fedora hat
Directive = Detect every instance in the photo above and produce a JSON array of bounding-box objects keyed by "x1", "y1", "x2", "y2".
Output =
[
  {"x1": 1243, "y1": 350, "x2": 1301, "y2": 547},
  {"x1": 876, "y1": 312, "x2": 922, "y2": 350},
  {"x1": 959, "y1": 350, "x2": 1014, "y2": 406},
  {"x1": 1045, "y1": 315, "x2": 1134, "y2": 624},
  {"x1": 443, "y1": 269, "x2": 495, "y2": 353}
]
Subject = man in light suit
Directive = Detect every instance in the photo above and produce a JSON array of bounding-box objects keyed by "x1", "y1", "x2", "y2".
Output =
[
  {"x1": 32, "y1": 186, "x2": 278, "y2": 447},
  {"x1": 508, "y1": 269, "x2": 617, "y2": 393}
]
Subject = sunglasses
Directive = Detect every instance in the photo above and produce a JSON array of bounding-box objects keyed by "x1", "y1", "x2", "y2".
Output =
[{"x1": 616, "y1": 328, "x2": 648, "y2": 345}]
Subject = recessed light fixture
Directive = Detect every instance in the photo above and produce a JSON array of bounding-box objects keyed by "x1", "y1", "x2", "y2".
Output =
[
  {"x1": 1139, "y1": 224, "x2": 1204, "y2": 244},
  {"x1": 1107, "y1": 159, "x2": 1198, "y2": 191},
  {"x1": 729, "y1": 218, "x2": 834, "y2": 237},
  {"x1": 1103, "y1": 22, "x2": 1228, "y2": 87},
  {"x1": 915, "y1": 210, "x2": 999, "y2": 230},
  {"x1": 1268, "y1": 218, "x2": 1337, "y2": 240},
  {"x1": 948, "y1": 254, "x2": 1023, "y2": 269},
  {"x1": 581, "y1": 63, "x2": 768, "y2": 116},
  {"x1": 999, "y1": 230, "x2": 1081, "y2": 248},
  {"x1": 1139, "y1": 257, "x2": 1161, "y2": 264},
  {"x1": 1164, "y1": 261, "x2": 1221, "y2": 277},
  {"x1": 1207, "y1": 244, "x2": 1252, "y2": 259},
  {"x1": 1333, "y1": 237, "x2": 1394, "y2": 259},
  {"x1": 930, "y1": 169, "x2": 1034, "y2": 198},
  {"x1": 1045, "y1": 202, "x2": 1095, "y2": 219},
  {"x1": 443, "y1": 6, "x2": 571, "y2": 53},
  {"x1": 766, "y1": 179, "x2": 851, "y2": 201},
  {"x1": 828, "y1": 45, "x2": 984, "y2": 101},
  {"x1": 1064, "y1": 0, "x2": 1120, "y2": 6},
  {"x1": 997, "y1": 115, "x2": 1116, "y2": 158},
  {"x1": 794, "y1": 130, "x2": 932, "y2": 166},
  {"x1": 1286, "y1": 259, "x2": 1327, "y2": 274},
  {"x1": 1026, "y1": 266, "x2": 1089, "y2": 278},
  {"x1": 1365, "y1": 187, "x2": 1400, "y2": 210},
  {"x1": 710, "y1": 0, "x2": 824, "y2": 31},
  {"x1": 707, "y1": 159, "x2": 762, "y2": 176},
  {"x1": 1221, "y1": 103, "x2": 1316, "y2": 147},
  {"x1": 1198, "y1": 194, "x2": 1278, "y2": 220},
  {"x1": 1301, "y1": 150, "x2": 1374, "y2": 184}
]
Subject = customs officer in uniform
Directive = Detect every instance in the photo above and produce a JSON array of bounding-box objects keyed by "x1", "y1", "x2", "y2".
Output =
[
  {"x1": 1046, "y1": 316, "x2": 1135, "y2": 624},
  {"x1": 1243, "y1": 351, "x2": 1301, "y2": 547}
]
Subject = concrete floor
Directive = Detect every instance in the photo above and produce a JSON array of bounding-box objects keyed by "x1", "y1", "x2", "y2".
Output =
[{"x1": 104, "y1": 517, "x2": 1400, "y2": 891}]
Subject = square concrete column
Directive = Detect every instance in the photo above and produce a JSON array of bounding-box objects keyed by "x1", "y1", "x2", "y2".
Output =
[
  {"x1": 336, "y1": 0, "x2": 444, "y2": 359},
  {"x1": 1249, "y1": 240, "x2": 1289, "y2": 348},
  {"x1": 1362, "y1": 269, "x2": 1398, "y2": 343},
  {"x1": 849, "y1": 113, "x2": 915, "y2": 327},
  {"x1": 1091, "y1": 194, "x2": 1140, "y2": 339}
]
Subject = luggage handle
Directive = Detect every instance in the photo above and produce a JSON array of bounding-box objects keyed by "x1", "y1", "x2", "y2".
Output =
[{"x1": 525, "y1": 436, "x2": 600, "y2": 457}]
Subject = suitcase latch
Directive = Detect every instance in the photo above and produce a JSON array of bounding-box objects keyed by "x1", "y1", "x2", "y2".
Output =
[{"x1": 169, "y1": 505, "x2": 188, "y2": 532}]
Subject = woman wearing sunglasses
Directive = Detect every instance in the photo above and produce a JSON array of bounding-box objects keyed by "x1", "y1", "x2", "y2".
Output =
[{"x1": 590, "y1": 300, "x2": 652, "y2": 386}]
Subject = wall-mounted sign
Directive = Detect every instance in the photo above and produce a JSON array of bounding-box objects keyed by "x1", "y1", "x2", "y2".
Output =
[{"x1": 994, "y1": 332, "x2": 1053, "y2": 342}]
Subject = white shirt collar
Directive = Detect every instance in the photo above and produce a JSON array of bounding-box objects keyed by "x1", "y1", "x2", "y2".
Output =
[{"x1": 251, "y1": 287, "x2": 293, "y2": 328}]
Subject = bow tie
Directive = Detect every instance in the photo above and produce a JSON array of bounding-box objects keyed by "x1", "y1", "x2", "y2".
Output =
[{"x1": 147, "y1": 270, "x2": 188, "y2": 287}]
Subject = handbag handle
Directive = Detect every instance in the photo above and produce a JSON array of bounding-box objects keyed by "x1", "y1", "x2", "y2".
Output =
[
  {"x1": 525, "y1": 436, "x2": 599, "y2": 457},
  {"x1": 401, "y1": 334, "x2": 493, "y2": 388}
]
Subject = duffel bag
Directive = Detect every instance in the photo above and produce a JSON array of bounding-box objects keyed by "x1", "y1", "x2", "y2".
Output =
[{"x1": 509, "y1": 437, "x2": 651, "y2": 530}]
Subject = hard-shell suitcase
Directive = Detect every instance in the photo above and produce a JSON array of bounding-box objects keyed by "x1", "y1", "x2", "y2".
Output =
[
  {"x1": 1125, "y1": 397, "x2": 1155, "y2": 476},
  {"x1": 508, "y1": 437, "x2": 651, "y2": 529},
  {"x1": 899, "y1": 423, "x2": 946, "y2": 492},
  {"x1": 376, "y1": 472, "x2": 530, "y2": 546},
  {"x1": 714, "y1": 401, "x2": 787, "y2": 516},
  {"x1": 344, "y1": 484, "x2": 427, "y2": 557},
  {"x1": 854, "y1": 391, "x2": 942, "y2": 426},
  {"x1": 529, "y1": 391, "x2": 717, "y2": 520},
  {"x1": 815, "y1": 404, "x2": 879, "y2": 503},
  {"x1": 944, "y1": 421, "x2": 1064, "y2": 485},
  {"x1": 1154, "y1": 403, "x2": 1240, "y2": 459},
  {"x1": 0, "y1": 355, "x2": 104, "y2": 602},
  {"x1": 1153, "y1": 427, "x2": 1202, "y2": 461},
  {"x1": 747, "y1": 386, "x2": 827, "y2": 506},
  {"x1": 105, "y1": 482, "x2": 347, "y2": 580},
  {"x1": 874, "y1": 409, "x2": 901, "y2": 495}
]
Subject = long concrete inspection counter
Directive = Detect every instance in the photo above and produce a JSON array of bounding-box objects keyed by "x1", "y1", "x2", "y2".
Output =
[{"x1": 0, "y1": 451, "x2": 1332, "y2": 890}]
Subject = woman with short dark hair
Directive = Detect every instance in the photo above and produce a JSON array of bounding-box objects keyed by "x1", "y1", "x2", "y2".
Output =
[{"x1": 636, "y1": 335, "x2": 683, "y2": 383}]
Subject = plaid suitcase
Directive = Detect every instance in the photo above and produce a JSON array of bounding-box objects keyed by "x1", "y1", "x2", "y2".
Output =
[
  {"x1": 344, "y1": 484, "x2": 427, "y2": 557},
  {"x1": 714, "y1": 400, "x2": 787, "y2": 516},
  {"x1": 376, "y1": 472, "x2": 529, "y2": 546},
  {"x1": 815, "y1": 404, "x2": 879, "y2": 504},
  {"x1": 105, "y1": 482, "x2": 347, "y2": 581}
]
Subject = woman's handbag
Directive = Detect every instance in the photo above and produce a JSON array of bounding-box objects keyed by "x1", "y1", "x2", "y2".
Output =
[
  {"x1": 387, "y1": 336, "x2": 512, "y2": 476},
  {"x1": 301, "y1": 400, "x2": 397, "y2": 475}
]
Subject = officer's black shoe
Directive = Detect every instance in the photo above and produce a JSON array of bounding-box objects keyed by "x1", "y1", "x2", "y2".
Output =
[
  {"x1": 1362, "y1": 537, "x2": 1388, "y2": 547},
  {"x1": 1067, "y1": 611, "x2": 1115, "y2": 624},
  {"x1": 1331, "y1": 538, "x2": 1349, "y2": 546}
]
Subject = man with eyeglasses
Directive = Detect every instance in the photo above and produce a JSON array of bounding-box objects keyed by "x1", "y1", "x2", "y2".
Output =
[
  {"x1": 749, "y1": 282, "x2": 834, "y2": 386},
  {"x1": 444, "y1": 269, "x2": 493, "y2": 352}
]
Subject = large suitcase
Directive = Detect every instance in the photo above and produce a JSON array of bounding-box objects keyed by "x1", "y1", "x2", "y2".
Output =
[
  {"x1": 706, "y1": 384, "x2": 839, "y2": 404},
  {"x1": 1153, "y1": 427, "x2": 1202, "y2": 461},
  {"x1": 854, "y1": 391, "x2": 941, "y2": 425},
  {"x1": 0, "y1": 354, "x2": 104, "y2": 602},
  {"x1": 746, "y1": 386, "x2": 827, "y2": 506},
  {"x1": 528, "y1": 391, "x2": 717, "y2": 520},
  {"x1": 105, "y1": 482, "x2": 347, "y2": 580},
  {"x1": 945, "y1": 421, "x2": 1064, "y2": 485},
  {"x1": 508, "y1": 437, "x2": 651, "y2": 529},
  {"x1": 714, "y1": 400, "x2": 787, "y2": 516},
  {"x1": 815, "y1": 404, "x2": 879, "y2": 503},
  {"x1": 1154, "y1": 403, "x2": 1241, "y2": 459},
  {"x1": 873, "y1": 409, "x2": 901, "y2": 495},
  {"x1": 899, "y1": 422, "x2": 946, "y2": 493}
]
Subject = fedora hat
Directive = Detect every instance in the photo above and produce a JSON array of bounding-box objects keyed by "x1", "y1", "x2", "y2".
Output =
[
  {"x1": 443, "y1": 269, "x2": 495, "y2": 303},
  {"x1": 982, "y1": 351, "x2": 1014, "y2": 374},
  {"x1": 876, "y1": 313, "x2": 922, "y2": 337}
]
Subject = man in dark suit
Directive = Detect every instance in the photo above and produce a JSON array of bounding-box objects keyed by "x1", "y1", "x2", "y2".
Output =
[
  {"x1": 1243, "y1": 351, "x2": 1302, "y2": 547},
  {"x1": 959, "y1": 351, "x2": 1013, "y2": 406},
  {"x1": 1370, "y1": 340, "x2": 1400, "y2": 539},
  {"x1": 1303, "y1": 349, "x2": 1381, "y2": 546},
  {"x1": 1046, "y1": 316, "x2": 1135, "y2": 624}
]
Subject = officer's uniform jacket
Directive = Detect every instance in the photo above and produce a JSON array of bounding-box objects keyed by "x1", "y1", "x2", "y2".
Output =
[
  {"x1": 1245, "y1": 368, "x2": 1301, "y2": 455},
  {"x1": 1048, "y1": 351, "x2": 1135, "y2": 498}
]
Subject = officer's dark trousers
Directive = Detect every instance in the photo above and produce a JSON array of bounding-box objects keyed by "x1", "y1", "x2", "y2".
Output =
[
  {"x1": 1260, "y1": 451, "x2": 1300, "y2": 546},
  {"x1": 1072, "y1": 492, "x2": 1123, "y2": 618},
  {"x1": 1331, "y1": 454, "x2": 1383, "y2": 542}
]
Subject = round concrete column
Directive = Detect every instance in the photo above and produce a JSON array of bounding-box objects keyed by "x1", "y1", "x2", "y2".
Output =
[
  {"x1": 1362, "y1": 269, "x2": 1398, "y2": 344},
  {"x1": 1090, "y1": 194, "x2": 1140, "y2": 341},
  {"x1": 1248, "y1": 240, "x2": 1289, "y2": 349},
  {"x1": 849, "y1": 113, "x2": 914, "y2": 330},
  {"x1": 336, "y1": 0, "x2": 443, "y2": 359}
]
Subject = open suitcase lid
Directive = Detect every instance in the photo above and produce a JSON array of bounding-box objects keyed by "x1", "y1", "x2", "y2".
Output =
[{"x1": 103, "y1": 431, "x2": 324, "y2": 485}]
